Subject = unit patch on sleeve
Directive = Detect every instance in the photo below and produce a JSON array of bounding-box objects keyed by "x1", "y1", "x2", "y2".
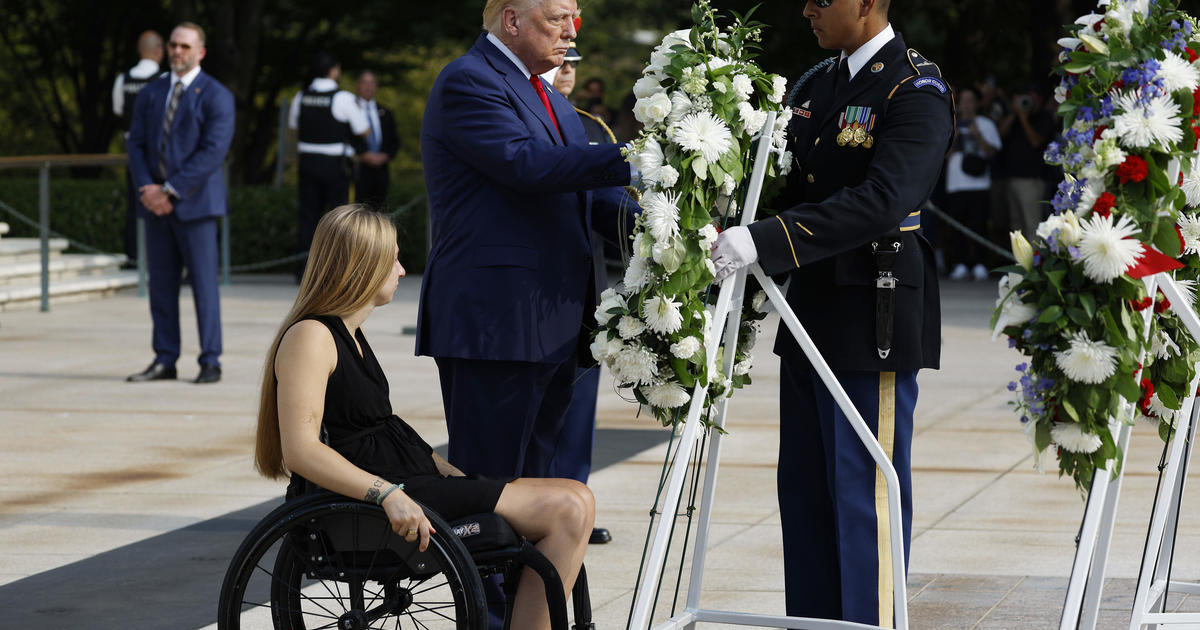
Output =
[{"x1": 911, "y1": 77, "x2": 947, "y2": 93}]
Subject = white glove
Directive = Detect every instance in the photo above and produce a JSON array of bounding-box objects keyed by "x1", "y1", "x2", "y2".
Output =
[{"x1": 711, "y1": 225, "x2": 758, "y2": 283}]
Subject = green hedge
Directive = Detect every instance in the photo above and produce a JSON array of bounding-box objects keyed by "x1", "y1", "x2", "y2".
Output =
[{"x1": 0, "y1": 171, "x2": 429, "y2": 273}]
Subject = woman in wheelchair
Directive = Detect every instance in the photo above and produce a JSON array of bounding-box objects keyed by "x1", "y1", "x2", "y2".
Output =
[{"x1": 252, "y1": 204, "x2": 595, "y2": 630}]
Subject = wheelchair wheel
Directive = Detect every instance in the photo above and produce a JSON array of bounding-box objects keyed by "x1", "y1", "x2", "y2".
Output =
[{"x1": 218, "y1": 492, "x2": 486, "y2": 630}]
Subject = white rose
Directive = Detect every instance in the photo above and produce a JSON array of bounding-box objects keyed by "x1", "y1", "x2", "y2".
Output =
[
  {"x1": 634, "y1": 92, "x2": 673, "y2": 126},
  {"x1": 737, "y1": 102, "x2": 766, "y2": 135},
  {"x1": 1054, "y1": 85, "x2": 1068, "y2": 104},
  {"x1": 595, "y1": 290, "x2": 627, "y2": 325},
  {"x1": 698, "y1": 224, "x2": 718, "y2": 248},
  {"x1": 633, "y1": 76, "x2": 665, "y2": 99}
]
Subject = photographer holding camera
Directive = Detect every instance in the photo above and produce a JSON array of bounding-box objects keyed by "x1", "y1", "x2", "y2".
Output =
[{"x1": 995, "y1": 83, "x2": 1056, "y2": 239}]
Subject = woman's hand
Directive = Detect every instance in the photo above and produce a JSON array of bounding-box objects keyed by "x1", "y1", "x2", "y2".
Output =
[{"x1": 381, "y1": 490, "x2": 435, "y2": 551}]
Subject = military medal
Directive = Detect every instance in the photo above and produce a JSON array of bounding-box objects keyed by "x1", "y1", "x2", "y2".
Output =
[
  {"x1": 853, "y1": 126, "x2": 867, "y2": 146},
  {"x1": 837, "y1": 126, "x2": 853, "y2": 146}
]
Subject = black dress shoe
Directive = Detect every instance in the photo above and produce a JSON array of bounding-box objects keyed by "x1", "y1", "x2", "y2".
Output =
[
  {"x1": 126, "y1": 362, "x2": 176, "y2": 382},
  {"x1": 194, "y1": 365, "x2": 222, "y2": 384},
  {"x1": 589, "y1": 527, "x2": 612, "y2": 544}
]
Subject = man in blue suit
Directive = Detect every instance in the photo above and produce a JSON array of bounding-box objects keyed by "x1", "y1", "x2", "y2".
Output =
[
  {"x1": 126, "y1": 22, "x2": 235, "y2": 385},
  {"x1": 418, "y1": 0, "x2": 634, "y2": 490}
]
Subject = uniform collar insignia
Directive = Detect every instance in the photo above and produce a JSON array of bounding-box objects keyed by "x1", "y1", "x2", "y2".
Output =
[{"x1": 870, "y1": 62, "x2": 884, "y2": 73}]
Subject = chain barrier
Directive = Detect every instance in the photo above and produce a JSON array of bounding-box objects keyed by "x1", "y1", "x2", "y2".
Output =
[{"x1": 0, "y1": 193, "x2": 428, "y2": 271}]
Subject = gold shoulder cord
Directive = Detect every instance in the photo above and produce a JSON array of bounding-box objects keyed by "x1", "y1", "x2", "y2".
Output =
[{"x1": 574, "y1": 107, "x2": 618, "y2": 144}]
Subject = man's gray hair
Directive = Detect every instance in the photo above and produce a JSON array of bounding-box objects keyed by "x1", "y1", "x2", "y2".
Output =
[{"x1": 482, "y1": 0, "x2": 546, "y2": 34}]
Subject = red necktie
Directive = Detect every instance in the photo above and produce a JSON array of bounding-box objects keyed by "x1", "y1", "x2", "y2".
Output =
[{"x1": 530, "y1": 75, "x2": 562, "y2": 141}]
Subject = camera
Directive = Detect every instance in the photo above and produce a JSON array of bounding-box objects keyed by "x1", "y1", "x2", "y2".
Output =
[{"x1": 1017, "y1": 95, "x2": 1033, "y2": 111}]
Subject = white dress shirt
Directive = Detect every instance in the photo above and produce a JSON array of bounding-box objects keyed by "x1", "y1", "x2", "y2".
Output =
[
  {"x1": 486, "y1": 32, "x2": 532, "y2": 80},
  {"x1": 359, "y1": 98, "x2": 383, "y2": 153},
  {"x1": 840, "y1": 24, "x2": 896, "y2": 80},
  {"x1": 288, "y1": 77, "x2": 370, "y2": 156},
  {"x1": 112, "y1": 58, "x2": 162, "y2": 116}
]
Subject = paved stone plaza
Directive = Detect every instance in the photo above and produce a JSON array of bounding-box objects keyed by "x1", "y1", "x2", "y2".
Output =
[{"x1": 1, "y1": 277, "x2": 1199, "y2": 629}]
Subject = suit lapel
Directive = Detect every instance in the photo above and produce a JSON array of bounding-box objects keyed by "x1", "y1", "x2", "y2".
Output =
[{"x1": 476, "y1": 36, "x2": 563, "y2": 146}]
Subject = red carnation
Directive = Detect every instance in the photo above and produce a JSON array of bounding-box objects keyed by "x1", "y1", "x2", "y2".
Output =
[
  {"x1": 1093, "y1": 125, "x2": 1108, "y2": 142},
  {"x1": 1140, "y1": 378, "x2": 1155, "y2": 415},
  {"x1": 1155, "y1": 295, "x2": 1172, "y2": 313},
  {"x1": 1112, "y1": 79, "x2": 1125, "y2": 91},
  {"x1": 1193, "y1": 87, "x2": 1200, "y2": 117},
  {"x1": 1116, "y1": 156, "x2": 1148, "y2": 184},
  {"x1": 1189, "y1": 48, "x2": 1199, "y2": 63},
  {"x1": 1092, "y1": 191, "x2": 1116, "y2": 217},
  {"x1": 1194, "y1": 126, "x2": 1200, "y2": 142},
  {"x1": 1131, "y1": 296, "x2": 1154, "y2": 311}
]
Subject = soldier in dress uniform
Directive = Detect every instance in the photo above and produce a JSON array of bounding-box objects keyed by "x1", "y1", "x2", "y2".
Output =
[
  {"x1": 712, "y1": 0, "x2": 954, "y2": 626},
  {"x1": 112, "y1": 30, "x2": 164, "y2": 268},
  {"x1": 288, "y1": 51, "x2": 369, "y2": 276}
]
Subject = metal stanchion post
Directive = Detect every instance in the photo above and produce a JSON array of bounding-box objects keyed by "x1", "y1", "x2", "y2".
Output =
[
  {"x1": 38, "y1": 162, "x2": 50, "y2": 312},
  {"x1": 221, "y1": 163, "x2": 231, "y2": 286}
]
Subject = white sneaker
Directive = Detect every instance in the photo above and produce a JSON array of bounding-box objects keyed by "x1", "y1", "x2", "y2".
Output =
[
  {"x1": 972, "y1": 263, "x2": 989, "y2": 281},
  {"x1": 949, "y1": 264, "x2": 969, "y2": 281}
]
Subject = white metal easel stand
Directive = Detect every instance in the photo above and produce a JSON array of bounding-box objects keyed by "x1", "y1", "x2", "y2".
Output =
[
  {"x1": 627, "y1": 111, "x2": 909, "y2": 630},
  {"x1": 1060, "y1": 273, "x2": 1200, "y2": 630}
]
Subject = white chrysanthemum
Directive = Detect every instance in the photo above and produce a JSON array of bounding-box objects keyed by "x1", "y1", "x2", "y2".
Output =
[
  {"x1": 642, "y1": 380, "x2": 691, "y2": 408},
  {"x1": 734, "y1": 356, "x2": 753, "y2": 376},
  {"x1": 595, "y1": 288, "x2": 626, "y2": 325},
  {"x1": 633, "y1": 75, "x2": 665, "y2": 99},
  {"x1": 1176, "y1": 278, "x2": 1198, "y2": 308},
  {"x1": 636, "y1": 138, "x2": 666, "y2": 186},
  {"x1": 1151, "y1": 329, "x2": 1181, "y2": 359},
  {"x1": 642, "y1": 190, "x2": 681, "y2": 243},
  {"x1": 671, "y1": 112, "x2": 734, "y2": 163},
  {"x1": 1054, "y1": 330, "x2": 1119, "y2": 384},
  {"x1": 770, "y1": 75, "x2": 787, "y2": 104},
  {"x1": 1158, "y1": 51, "x2": 1200, "y2": 95},
  {"x1": 1179, "y1": 213, "x2": 1200, "y2": 254},
  {"x1": 1183, "y1": 161, "x2": 1200, "y2": 208},
  {"x1": 617, "y1": 315, "x2": 645, "y2": 339},
  {"x1": 644, "y1": 294, "x2": 684, "y2": 335},
  {"x1": 992, "y1": 273, "x2": 1036, "y2": 340},
  {"x1": 1050, "y1": 422, "x2": 1104, "y2": 454},
  {"x1": 737, "y1": 101, "x2": 767, "y2": 135},
  {"x1": 1113, "y1": 91, "x2": 1183, "y2": 149},
  {"x1": 698, "y1": 224, "x2": 718, "y2": 248},
  {"x1": 752, "y1": 290, "x2": 767, "y2": 312},
  {"x1": 771, "y1": 110, "x2": 791, "y2": 150},
  {"x1": 611, "y1": 345, "x2": 658, "y2": 386},
  {"x1": 1078, "y1": 213, "x2": 1142, "y2": 283},
  {"x1": 634, "y1": 92, "x2": 673, "y2": 126},
  {"x1": 670, "y1": 336, "x2": 701, "y2": 360},
  {"x1": 778, "y1": 150, "x2": 794, "y2": 176},
  {"x1": 624, "y1": 254, "x2": 651, "y2": 291},
  {"x1": 731, "y1": 74, "x2": 753, "y2": 101},
  {"x1": 1075, "y1": 179, "x2": 1104, "y2": 214}
]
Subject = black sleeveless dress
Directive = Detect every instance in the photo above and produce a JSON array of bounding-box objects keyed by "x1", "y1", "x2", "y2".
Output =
[{"x1": 286, "y1": 314, "x2": 508, "y2": 519}]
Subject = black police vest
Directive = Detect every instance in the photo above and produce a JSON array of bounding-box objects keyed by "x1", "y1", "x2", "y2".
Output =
[
  {"x1": 119, "y1": 69, "x2": 159, "y2": 131},
  {"x1": 298, "y1": 88, "x2": 352, "y2": 146}
]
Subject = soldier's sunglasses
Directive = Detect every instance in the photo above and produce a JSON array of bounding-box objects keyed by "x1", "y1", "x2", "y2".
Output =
[{"x1": 813, "y1": 0, "x2": 835, "y2": 7}]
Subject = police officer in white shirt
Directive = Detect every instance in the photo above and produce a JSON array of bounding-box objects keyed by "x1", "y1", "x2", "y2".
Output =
[
  {"x1": 113, "y1": 30, "x2": 164, "y2": 267},
  {"x1": 288, "y1": 51, "x2": 369, "y2": 276}
]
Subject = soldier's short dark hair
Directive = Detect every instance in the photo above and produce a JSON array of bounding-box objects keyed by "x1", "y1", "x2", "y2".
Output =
[{"x1": 311, "y1": 51, "x2": 340, "y2": 80}]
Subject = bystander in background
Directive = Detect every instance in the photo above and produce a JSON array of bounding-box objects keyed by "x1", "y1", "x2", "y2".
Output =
[
  {"x1": 112, "y1": 30, "x2": 164, "y2": 269},
  {"x1": 945, "y1": 86, "x2": 1001, "y2": 281}
]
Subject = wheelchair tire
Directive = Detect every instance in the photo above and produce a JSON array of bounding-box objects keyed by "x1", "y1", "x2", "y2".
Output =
[{"x1": 218, "y1": 491, "x2": 487, "y2": 630}]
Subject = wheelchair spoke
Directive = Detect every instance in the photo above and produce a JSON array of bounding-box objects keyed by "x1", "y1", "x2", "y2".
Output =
[{"x1": 275, "y1": 535, "x2": 347, "y2": 619}]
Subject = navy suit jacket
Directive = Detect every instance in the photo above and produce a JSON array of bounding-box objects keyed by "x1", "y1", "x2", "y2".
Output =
[
  {"x1": 417, "y1": 35, "x2": 635, "y2": 364},
  {"x1": 127, "y1": 70, "x2": 235, "y2": 222}
]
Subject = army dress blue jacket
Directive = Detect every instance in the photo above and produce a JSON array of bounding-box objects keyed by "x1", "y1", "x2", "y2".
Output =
[{"x1": 747, "y1": 33, "x2": 954, "y2": 372}]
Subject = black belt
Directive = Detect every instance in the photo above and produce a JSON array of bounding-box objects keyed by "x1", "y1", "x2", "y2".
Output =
[{"x1": 872, "y1": 236, "x2": 903, "y2": 360}]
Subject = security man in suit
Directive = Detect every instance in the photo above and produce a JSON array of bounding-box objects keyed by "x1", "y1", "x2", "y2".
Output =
[
  {"x1": 712, "y1": 0, "x2": 954, "y2": 626},
  {"x1": 113, "y1": 30, "x2": 164, "y2": 267},
  {"x1": 125, "y1": 22, "x2": 235, "y2": 385},
  {"x1": 288, "y1": 52, "x2": 369, "y2": 272},
  {"x1": 353, "y1": 70, "x2": 400, "y2": 211}
]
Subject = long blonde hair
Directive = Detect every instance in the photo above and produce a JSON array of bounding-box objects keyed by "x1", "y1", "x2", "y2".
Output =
[{"x1": 254, "y1": 204, "x2": 398, "y2": 478}]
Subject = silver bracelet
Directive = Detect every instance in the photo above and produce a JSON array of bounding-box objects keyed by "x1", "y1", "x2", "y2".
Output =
[{"x1": 375, "y1": 483, "x2": 403, "y2": 505}]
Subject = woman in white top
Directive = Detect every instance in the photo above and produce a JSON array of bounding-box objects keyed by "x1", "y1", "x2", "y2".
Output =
[{"x1": 944, "y1": 87, "x2": 1002, "y2": 281}]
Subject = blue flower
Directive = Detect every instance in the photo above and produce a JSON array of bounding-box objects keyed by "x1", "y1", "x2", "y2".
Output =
[
  {"x1": 1008, "y1": 338, "x2": 1017, "y2": 348},
  {"x1": 1016, "y1": 362, "x2": 1027, "y2": 371},
  {"x1": 1076, "y1": 106, "x2": 1095, "y2": 123},
  {"x1": 1008, "y1": 381, "x2": 1018, "y2": 392}
]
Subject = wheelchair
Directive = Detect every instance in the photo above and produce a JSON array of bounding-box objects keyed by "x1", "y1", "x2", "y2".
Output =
[{"x1": 217, "y1": 490, "x2": 593, "y2": 630}]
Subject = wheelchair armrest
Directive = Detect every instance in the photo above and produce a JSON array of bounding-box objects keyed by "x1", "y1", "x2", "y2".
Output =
[{"x1": 448, "y1": 512, "x2": 522, "y2": 556}]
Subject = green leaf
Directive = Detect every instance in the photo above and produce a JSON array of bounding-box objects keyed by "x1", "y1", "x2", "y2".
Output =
[
  {"x1": 1079, "y1": 293, "x2": 1097, "y2": 319},
  {"x1": 1038, "y1": 305, "x2": 1064, "y2": 323},
  {"x1": 1153, "y1": 221, "x2": 1182, "y2": 258},
  {"x1": 1035, "y1": 422, "x2": 1052, "y2": 452},
  {"x1": 672, "y1": 357, "x2": 696, "y2": 388},
  {"x1": 692, "y1": 156, "x2": 708, "y2": 181},
  {"x1": 1115, "y1": 374, "x2": 1141, "y2": 402},
  {"x1": 1157, "y1": 383, "x2": 1181, "y2": 410},
  {"x1": 1159, "y1": 419, "x2": 1174, "y2": 442},
  {"x1": 1060, "y1": 398, "x2": 1081, "y2": 423},
  {"x1": 1067, "y1": 306, "x2": 1090, "y2": 326}
]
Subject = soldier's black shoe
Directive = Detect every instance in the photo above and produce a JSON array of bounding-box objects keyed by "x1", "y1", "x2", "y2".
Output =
[
  {"x1": 194, "y1": 365, "x2": 222, "y2": 384},
  {"x1": 589, "y1": 527, "x2": 612, "y2": 544},
  {"x1": 127, "y1": 362, "x2": 176, "y2": 382}
]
